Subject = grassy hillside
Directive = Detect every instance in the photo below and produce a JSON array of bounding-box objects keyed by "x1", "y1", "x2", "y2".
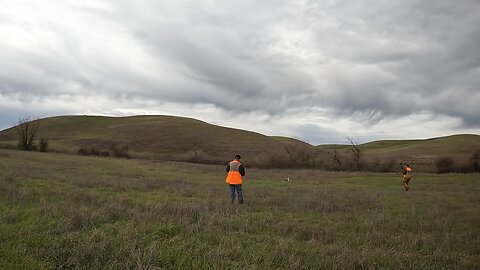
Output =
[
  {"x1": 318, "y1": 134, "x2": 480, "y2": 157},
  {"x1": 271, "y1": 136, "x2": 312, "y2": 147},
  {"x1": 1, "y1": 149, "x2": 479, "y2": 269},
  {"x1": 0, "y1": 115, "x2": 318, "y2": 166},
  {"x1": 1, "y1": 115, "x2": 478, "y2": 171},
  {"x1": 317, "y1": 134, "x2": 480, "y2": 171},
  {"x1": 360, "y1": 134, "x2": 480, "y2": 157}
]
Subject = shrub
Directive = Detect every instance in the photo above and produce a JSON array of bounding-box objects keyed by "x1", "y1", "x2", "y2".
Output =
[
  {"x1": 368, "y1": 159, "x2": 395, "y2": 172},
  {"x1": 184, "y1": 149, "x2": 223, "y2": 164},
  {"x1": 342, "y1": 159, "x2": 360, "y2": 172},
  {"x1": 435, "y1": 156, "x2": 454, "y2": 174},
  {"x1": 39, "y1": 138, "x2": 48, "y2": 152},
  {"x1": 325, "y1": 154, "x2": 345, "y2": 171},
  {"x1": 185, "y1": 149, "x2": 205, "y2": 163},
  {"x1": 78, "y1": 147, "x2": 101, "y2": 157},
  {"x1": 111, "y1": 145, "x2": 129, "y2": 158},
  {"x1": 89, "y1": 147, "x2": 100, "y2": 156},
  {"x1": 284, "y1": 144, "x2": 316, "y2": 168},
  {"x1": 252, "y1": 150, "x2": 291, "y2": 169},
  {"x1": 470, "y1": 153, "x2": 480, "y2": 172}
]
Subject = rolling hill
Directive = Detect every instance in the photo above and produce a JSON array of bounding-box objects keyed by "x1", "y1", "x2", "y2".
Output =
[
  {"x1": 317, "y1": 134, "x2": 480, "y2": 171},
  {"x1": 0, "y1": 115, "x2": 319, "y2": 166},
  {"x1": 0, "y1": 115, "x2": 478, "y2": 171}
]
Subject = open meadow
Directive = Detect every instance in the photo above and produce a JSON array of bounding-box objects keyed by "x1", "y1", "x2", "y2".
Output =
[{"x1": 1, "y1": 148, "x2": 479, "y2": 269}]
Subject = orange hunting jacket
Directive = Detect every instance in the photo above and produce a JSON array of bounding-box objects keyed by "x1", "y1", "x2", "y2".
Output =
[{"x1": 225, "y1": 160, "x2": 245, "y2": 184}]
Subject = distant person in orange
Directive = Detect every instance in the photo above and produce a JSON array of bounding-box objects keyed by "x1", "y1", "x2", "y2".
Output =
[
  {"x1": 401, "y1": 163, "x2": 413, "y2": 191},
  {"x1": 226, "y1": 154, "x2": 246, "y2": 205}
]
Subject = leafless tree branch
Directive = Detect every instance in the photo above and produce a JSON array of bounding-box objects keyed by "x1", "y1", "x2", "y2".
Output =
[
  {"x1": 15, "y1": 117, "x2": 39, "y2": 151},
  {"x1": 346, "y1": 136, "x2": 361, "y2": 169}
]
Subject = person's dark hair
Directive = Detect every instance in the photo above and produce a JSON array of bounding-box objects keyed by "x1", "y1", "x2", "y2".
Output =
[
  {"x1": 406, "y1": 164, "x2": 410, "y2": 167},
  {"x1": 235, "y1": 154, "x2": 241, "y2": 159}
]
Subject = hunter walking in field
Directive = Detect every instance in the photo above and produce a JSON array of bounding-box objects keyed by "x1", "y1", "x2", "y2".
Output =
[
  {"x1": 226, "y1": 154, "x2": 246, "y2": 205},
  {"x1": 401, "y1": 163, "x2": 413, "y2": 191}
]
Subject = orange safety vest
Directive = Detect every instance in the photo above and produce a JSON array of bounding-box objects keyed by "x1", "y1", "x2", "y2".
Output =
[{"x1": 226, "y1": 160, "x2": 243, "y2": 184}]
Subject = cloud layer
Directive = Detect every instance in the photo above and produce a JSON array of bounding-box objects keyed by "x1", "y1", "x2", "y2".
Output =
[{"x1": 1, "y1": 0, "x2": 479, "y2": 143}]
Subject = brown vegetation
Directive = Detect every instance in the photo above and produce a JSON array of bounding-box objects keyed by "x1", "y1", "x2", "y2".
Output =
[
  {"x1": 346, "y1": 136, "x2": 361, "y2": 170},
  {"x1": 15, "y1": 117, "x2": 38, "y2": 151},
  {"x1": 39, "y1": 138, "x2": 49, "y2": 152},
  {"x1": 78, "y1": 144, "x2": 130, "y2": 158}
]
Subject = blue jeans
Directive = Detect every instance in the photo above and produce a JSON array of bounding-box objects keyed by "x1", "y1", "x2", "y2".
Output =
[{"x1": 229, "y1": 184, "x2": 243, "y2": 204}]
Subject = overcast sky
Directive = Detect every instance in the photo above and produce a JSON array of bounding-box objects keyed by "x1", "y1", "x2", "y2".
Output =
[{"x1": 1, "y1": 0, "x2": 479, "y2": 144}]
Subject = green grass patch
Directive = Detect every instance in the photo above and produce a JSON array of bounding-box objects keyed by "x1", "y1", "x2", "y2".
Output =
[{"x1": 0, "y1": 149, "x2": 479, "y2": 269}]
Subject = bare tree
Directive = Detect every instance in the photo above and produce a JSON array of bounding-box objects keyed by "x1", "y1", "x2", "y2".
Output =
[
  {"x1": 346, "y1": 136, "x2": 361, "y2": 170},
  {"x1": 332, "y1": 144, "x2": 343, "y2": 169},
  {"x1": 15, "y1": 117, "x2": 39, "y2": 151},
  {"x1": 284, "y1": 142, "x2": 312, "y2": 167}
]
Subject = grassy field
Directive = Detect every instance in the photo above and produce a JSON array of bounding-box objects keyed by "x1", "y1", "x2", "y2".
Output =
[{"x1": 1, "y1": 149, "x2": 479, "y2": 269}]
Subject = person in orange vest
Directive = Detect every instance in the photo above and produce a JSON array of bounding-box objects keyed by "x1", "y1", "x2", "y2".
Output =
[
  {"x1": 226, "y1": 154, "x2": 246, "y2": 205},
  {"x1": 401, "y1": 163, "x2": 413, "y2": 191}
]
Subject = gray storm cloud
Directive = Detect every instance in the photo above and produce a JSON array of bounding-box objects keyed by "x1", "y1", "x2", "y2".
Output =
[
  {"x1": 0, "y1": 0, "x2": 479, "y2": 142},
  {"x1": 102, "y1": 0, "x2": 480, "y2": 122}
]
